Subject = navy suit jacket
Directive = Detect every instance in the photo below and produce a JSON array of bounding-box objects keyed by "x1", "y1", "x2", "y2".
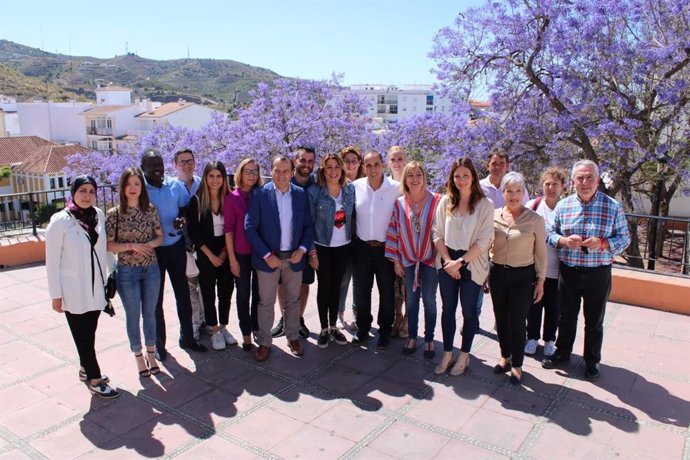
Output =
[{"x1": 245, "y1": 181, "x2": 314, "y2": 272}]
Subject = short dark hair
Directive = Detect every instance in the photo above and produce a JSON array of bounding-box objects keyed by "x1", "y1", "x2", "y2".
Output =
[
  {"x1": 295, "y1": 146, "x2": 316, "y2": 158},
  {"x1": 174, "y1": 148, "x2": 195, "y2": 162},
  {"x1": 272, "y1": 155, "x2": 295, "y2": 170},
  {"x1": 488, "y1": 147, "x2": 509, "y2": 164}
]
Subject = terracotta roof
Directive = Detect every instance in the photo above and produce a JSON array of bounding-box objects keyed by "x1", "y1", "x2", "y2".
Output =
[
  {"x1": 79, "y1": 105, "x2": 132, "y2": 115},
  {"x1": 136, "y1": 101, "x2": 193, "y2": 119},
  {"x1": 96, "y1": 85, "x2": 131, "y2": 92},
  {"x1": 0, "y1": 136, "x2": 53, "y2": 166},
  {"x1": 17, "y1": 144, "x2": 89, "y2": 174}
]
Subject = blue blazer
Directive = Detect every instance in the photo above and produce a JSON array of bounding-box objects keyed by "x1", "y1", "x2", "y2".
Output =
[{"x1": 245, "y1": 182, "x2": 314, "y2": 272}]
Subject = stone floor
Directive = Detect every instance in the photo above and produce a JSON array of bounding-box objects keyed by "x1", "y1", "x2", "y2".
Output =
[{"x1": 0, "y1": 263, "x2": 688, "y2": 459}]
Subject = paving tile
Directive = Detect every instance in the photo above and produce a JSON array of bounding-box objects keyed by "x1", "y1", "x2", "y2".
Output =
[
  {"x1": 351, "y1": 447, "x2": 399, "y2": 459},
  {"x1": 310, "y1": 365, "x2": 376, "y2": 395},
  {"x1": 310, "y1": 401, "x2": 388, "y2": 443},
  {"x1": 113, "y1": 413, "x2": 209, "y2": 458},
  {"x1": 347, "y1": 377, "x2": 423, "y2": 412},
  {"x1": 479, "y1": 387, "x2": 551, "y2": 423},
  {"x1": 0, "y1": 382, "x2": 49, "y2": 413},
  {"x1": 84, "y1": 396, "x2": 162, "y2": 437},
  {"x1": 269, "y1": 423, "x2": 356, "y2": 459},
  {"x1": 176, "y1": 387, "x2": 243, "y2": 426},
  {"x1": 435, "y1": 439, "x2": 509, "y2": 459},
  {"x1": 0, "y1": 397, "x2": 79, "y2": 438},
  {"x1": 0, "y1": 449, "x2": 32, "y2": 459},
  {"x1": 267, "y1": 387, "x2": 339, "y2": 423},
  {"x1": 405, "y1": 393, "x2": 479, "y2": 432},
  {"x1": 175, "y1": 435, "x2": 258, "y2": 459},
  {"x1": 458, "y1": 408, "x2": 534, "y2": 452},
  {"x1": 222, "y1": 406, "x2": 304, "y2": 450},
  {"x1": 140, "y1": 373, "x2": 214, "y2": 408},
  {"x1": 426, "y1": 376, "x2": 497, "y2": 408},
  {"x1": 30, "y1": 418, "x2": 118, "y2": 458},
  {"x1": 367, "y1": 420, "x2": 450, "y2": 460}
]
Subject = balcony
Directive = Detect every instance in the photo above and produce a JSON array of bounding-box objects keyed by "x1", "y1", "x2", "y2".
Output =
[{"x1": 86, "y1": 127, "x2": 113, "y2": 136}]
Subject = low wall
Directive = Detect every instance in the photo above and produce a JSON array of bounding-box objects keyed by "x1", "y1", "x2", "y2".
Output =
[
  {"x1": 0, "y1": 236, "x2": 45, "y2": 268},
  {"x1": 611, "y1": 267, "x2": 690, "y2": 315}
]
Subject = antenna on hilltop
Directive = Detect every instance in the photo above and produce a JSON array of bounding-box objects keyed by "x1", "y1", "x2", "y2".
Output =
[
  {"x1": 125, "y1": 42, "x2": 129, "y2": 55},
  {"x1": 187, "y1": 45, "x2": 190, "y2": 59}
]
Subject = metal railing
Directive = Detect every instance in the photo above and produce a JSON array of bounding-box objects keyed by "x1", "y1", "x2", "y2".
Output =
[
  {"x1": 621, "y1": 213, "x2": 690, "y2": 276},
  {"x1": 0, "y1": 185, "x2": 117, "y2": 237}
]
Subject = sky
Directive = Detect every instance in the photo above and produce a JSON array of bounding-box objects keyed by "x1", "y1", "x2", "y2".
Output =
[{"x1": 2, "y1": 0, "x2": 483, "y2": 86}]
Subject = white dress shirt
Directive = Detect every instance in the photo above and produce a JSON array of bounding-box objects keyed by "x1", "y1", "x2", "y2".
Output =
[
  {"x1": 275, "y1": 187, "x2": 293, "y2": 251},
  {"x1": 353, "y1": 176, "x2": 401, "y2": 242}
]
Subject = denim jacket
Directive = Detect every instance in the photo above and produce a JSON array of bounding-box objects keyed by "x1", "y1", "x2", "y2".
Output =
[{"x1": 308, "y1": 183, "x2": 355, "y2": 248}]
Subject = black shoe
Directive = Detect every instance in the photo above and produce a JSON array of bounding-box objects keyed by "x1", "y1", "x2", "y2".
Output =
[
  {"x1": 330, "y1": 327, "x2": 348, "y2": 346},
  {"x1": 423, "y1": 342, "x2": 435, "y2": 360},
  {"x1": 299, "y1": 317, "x2": 310, "y2": 338},
  {"x1": 376, "y1": 335, "x2": 390, "y2": 350},
  {"x1": 541, "y1": 350, "x2": 570, "y2": 369},
  {"x1": 155, "y1": 348, "x2": 168, "y2": 362},
  {"x1": 89, "y1": 381, "x2": 120, "y2": 399},
  {"x1": 271, "y1": 317, "x2": 285, "y2": 338},
  {"x1": 317, "y1": 329, "x2": 330, "y2": 349},
  {"x1": 493, "y1": 361, "x2": 511, "y2": 374},
  {"x1": 352, "y1": 333, "x2": 369, "y2": 346},
  {"x1": 180, "y1": 340, "x2": 208, "y2": 352},
  {"x1": 585, "y1": 363, "x2": 600, "y2": 381},
  {"x1": 509, "y1": 373, "x2": 522, "y2": 385}
]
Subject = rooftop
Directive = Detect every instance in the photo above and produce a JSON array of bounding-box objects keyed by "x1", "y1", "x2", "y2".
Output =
[
  {"x1": 79, "y1": 105, "x2": 133, "y2": 116},
  {"x1": 0, "y1": 263, "x2": 687, "y2": 459},
  {"x1": 136, "y1": 101, "x2": 194, "y2": 119},
  {"x1": 0, "y1": 136, "x2": 52, "y2": 166},
  {"x1": 16, "y1": 144, "x2": 89, "y2": 174}
]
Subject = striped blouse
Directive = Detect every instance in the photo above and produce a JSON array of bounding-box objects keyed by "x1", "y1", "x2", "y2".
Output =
[{"x1": 385, "y1": 192, "x2": 441, "y2": 291}]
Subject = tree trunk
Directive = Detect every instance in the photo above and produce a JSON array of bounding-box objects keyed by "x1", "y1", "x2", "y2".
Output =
[{"x1": 619, "y1": 180, "x2": 645, "y2": 269}]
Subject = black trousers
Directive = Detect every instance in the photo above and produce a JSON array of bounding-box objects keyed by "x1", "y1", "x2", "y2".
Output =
[
  {"x1": 315, "y1": 244, "x2": 350, "y2": 329},
  {"x1": 234, "y1": 253, "x2": 260, "y2": 336},
  {"x1": 65, "y1": 310, "x2": 102, "y2": 380},
  {"x1": 155, "y1": 239, "x2": 194, "y2": 350},
  {"x1": 489, "y1": 263, "x2": 536, "y2": 368},
  {"x1": 555, "y1": 263, "x2": 611, "y2": 364},
  {"x1": 354, "y1": 239, "x2": 395, "y2": 338},
  {"x1": 197, "y1": 251, "x2": 233, "y2": 327},
  {"x1": 527, "y1": 277, "x2": 559, "y2": 341}
]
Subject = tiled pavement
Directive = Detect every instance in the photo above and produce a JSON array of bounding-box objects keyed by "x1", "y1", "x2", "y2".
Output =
[{"x1": 0, "y1": 263, "x2": 689, "y2": 459}]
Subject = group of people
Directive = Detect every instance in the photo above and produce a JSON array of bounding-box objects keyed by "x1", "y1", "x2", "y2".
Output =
[{"x1": 45, "y1": 145, "x2": 631, "y2": 399}]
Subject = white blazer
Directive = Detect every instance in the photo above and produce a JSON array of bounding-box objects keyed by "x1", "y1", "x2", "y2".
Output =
[{"x1": 45, "y1": 208, "x2": 110, "y2": 314}]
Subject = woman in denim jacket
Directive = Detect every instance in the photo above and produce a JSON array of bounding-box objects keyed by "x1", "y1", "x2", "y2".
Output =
[{"x1": 307, "y1": 153, "x2": 356, "y2": 349}]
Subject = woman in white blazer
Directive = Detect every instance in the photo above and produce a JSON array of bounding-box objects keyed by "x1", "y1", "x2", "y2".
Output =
[{"x1": 46, "y1": 175, "x2": 120, "y2": 399}]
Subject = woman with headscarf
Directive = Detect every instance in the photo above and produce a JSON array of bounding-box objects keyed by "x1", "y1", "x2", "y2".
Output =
[{"x1": 46, "y1": 175, "x2": 120, "y2": 399}]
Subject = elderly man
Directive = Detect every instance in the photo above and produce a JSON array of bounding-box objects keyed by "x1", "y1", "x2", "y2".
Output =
[
  {"x1": 245, "y1": 155, "x2": 314, "y2": 362},
  {"x1": 542, "y1": 160, "x2": 631, "y2": 380}
]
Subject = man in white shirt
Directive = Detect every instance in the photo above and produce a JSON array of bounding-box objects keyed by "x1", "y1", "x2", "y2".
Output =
[
  {"x1": 479, "y1": 149, "x2": 530, "y2": 208},
  {"x1": 351, "y1": 151, "x2": 401, "y2": 349}
]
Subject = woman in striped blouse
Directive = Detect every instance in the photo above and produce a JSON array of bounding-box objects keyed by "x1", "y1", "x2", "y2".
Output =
[{"x1": 385, "y1": 161, "x2": 441, "y2": 359}]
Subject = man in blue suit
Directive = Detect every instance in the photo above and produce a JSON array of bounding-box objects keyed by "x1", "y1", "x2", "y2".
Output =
[{"x1": 245, "y1": 155, "x2": 314, "y2": 362}]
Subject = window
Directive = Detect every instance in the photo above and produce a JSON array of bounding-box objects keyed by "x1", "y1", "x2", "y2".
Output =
[
  {"x1": 426, "y1": 95, "x2": 434, "y2": 105},
  {"x1": 377, "y1": 95, "x2": 385, "y2": 104},
  {"x1": 58, "y1": 177, "x2": 64, "y2": 188},
  {"x1": 50, "y1": 178, "x2": 56, "y2": 189},
  {"x1": 389, "y1": 105, "x2": 398, "y2": 114},
  {"x1": 377, "y1": 104, "x2": 387, "y2": 114}
]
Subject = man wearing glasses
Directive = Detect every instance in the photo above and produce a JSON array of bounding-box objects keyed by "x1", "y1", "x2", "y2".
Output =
[
  {"x1": 542, "y1": 160, "x2": 630, "y2": 380},
  {"x1": 141, "y1": 149, "x2": 208, "y2": 361}
]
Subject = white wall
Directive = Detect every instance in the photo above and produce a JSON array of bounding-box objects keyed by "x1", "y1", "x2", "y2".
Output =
[
  {"x1": 17, "y1": 102, "x2": 92, "y2": 145},
  {"x1": 165, "y1": 105, "x2": 216, "y2": 130},
  {"x1": 95, "y1": 89, "x2": 132, "y2": 106},
  {"x1": 112, "y1": 106, "x2": 146, "y2": 136}
]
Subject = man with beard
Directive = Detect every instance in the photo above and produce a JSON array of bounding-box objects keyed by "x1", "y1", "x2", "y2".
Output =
[
  {"x1": 141, "y1": 150, "x2": 207, "y2": 361},
  {"x1": 271, "y1": 146, "x2": 316, "y2": 339}
]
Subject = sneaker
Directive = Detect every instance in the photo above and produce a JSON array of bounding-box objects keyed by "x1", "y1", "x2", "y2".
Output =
[
  {"x1": 211, "y1": 332, "x2": 226, "y2": 350},
  {"x1": 330, "y1": 327, "x2": 348, "y2": 346},
  {"x1": 221, "y1": 327, "x2": 238, "y2": 346},
  {"x1": 317, "y1": 329, "x2": 330, "y2": 349},
  {"x1": 271, "y1": 317, "x2": 285, "y2": 338},
  {"x1": 299, "y1": 317, "x2": 310, "y2": 338},
  {"x1": 524, "y1": 339, "x2": 538, "y2": 355},
  {"x1": 89, "y1": 381, "x2": 120, "y2": 399},
  {"x1": 79, "y1": 368, "x2": 109, "y2": 383},
  {"x1": 193, "y1": 322, "x2": 201, "y2": 341},
  {"x1": 543, "y1": 340, "x2": 556, "y2": 357}
]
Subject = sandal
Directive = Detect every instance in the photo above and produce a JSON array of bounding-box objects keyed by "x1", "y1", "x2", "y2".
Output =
[
  {"x1": 146, "y1": 349, "x2": 160, "y2": 375},
  {"x1": 135, "y1": 353, "x2": 150, "y2": 378},
  {"x1": 402, "y1": 338, "x2": 417, "y2": 355},
  {"x1": 423, "y1": 342, "x2": 435, "y2": 360}
]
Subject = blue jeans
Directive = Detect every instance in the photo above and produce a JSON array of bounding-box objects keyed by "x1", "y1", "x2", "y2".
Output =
[
  {"x1": 438, "y1": 249, "x2": 482, "y2": 352},
  {"x1": 403, "y1": 264, "x2": 438, "y2": 342},
  {"x1": 116, "y1": 263, "x2": 161, "y2": 352}
]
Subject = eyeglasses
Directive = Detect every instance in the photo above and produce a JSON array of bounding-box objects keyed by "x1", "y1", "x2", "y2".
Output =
[
  {"x1": 343, "y1": 159, "x2": 360, "y2": 165},
  {"x1": 176, "y1": 159, "x2": 195, "y2": 166},
  {"x1": 243, "y1": 169, "x2": 259, "y2": 176}
]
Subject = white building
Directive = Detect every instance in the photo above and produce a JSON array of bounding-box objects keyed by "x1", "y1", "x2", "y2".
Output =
[
  {"x1": 0, "y1": 99, "x2": 21, "y2": 137},
  {"x1": 94, "y1": 85, "x2": 133, "y2": 106},
  {"x1": 344, "y1": 84, "x2": 455, "y2": 123},
  {"x1": 80, "y1": 104, "x2": 146, "y2": 153},
  {"x1": 16, "y1": 101, "x2": 93, "y2": 146},
  {"x1": 135, "y1": 101, "x2": 217, "y2": 131}
]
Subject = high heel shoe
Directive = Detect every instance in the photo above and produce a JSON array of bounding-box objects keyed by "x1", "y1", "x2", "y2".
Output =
[
  {"x1": 135, "y1": 353, "x2": 150, "y2": 377},
  {"x1": 450, "y1": 352, "x2": 470, "y2": 376},
  {"x1": 509, "y1": 368, "x2": 523, "y2": 385},
  {"x1": 493, "y1": 359, "x2": 511, "y2": 374},
  {"x1": 434, "y1": 351, "x2": 456, "y2": 375},
  {"x1": 146, "y1": 349, "x2": 160, "y2": 375}
]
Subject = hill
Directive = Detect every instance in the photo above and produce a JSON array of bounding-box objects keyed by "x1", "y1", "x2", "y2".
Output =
[
  {"x1": 0, "y1": 40, "x2": 280, "y2": 107},
  {"x1": 0, "y1": 62, "x2": 84, "y2": 102}
]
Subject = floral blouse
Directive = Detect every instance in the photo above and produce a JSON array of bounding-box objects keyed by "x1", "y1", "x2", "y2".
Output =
[{"x1": 106, "y1": 205, "x2": 161, "y2": 267}]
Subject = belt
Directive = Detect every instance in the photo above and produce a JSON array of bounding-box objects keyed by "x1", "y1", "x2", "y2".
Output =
[
  {"x1": 492, "y1": 262, "x2": 535, "y2": 270},
  {"x1": 364, "y1": 240, "x2": 385, "y2": 247},
  {"x1": 276, "y1": 250, "x2": 293, "y2": 260}
]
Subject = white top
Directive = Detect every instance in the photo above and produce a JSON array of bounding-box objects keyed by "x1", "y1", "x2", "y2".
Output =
[
  {"x1": 527, "y1": 197, "x2": 560, "y2": 279},
  {"x1": 274, "y1": 187, "x2": 293, "y2": 251},
  {"x1": 329, "y1": 193, "x2": 349, "y2": 247},
  {"x1": 212, "y1": 212, "x2": 224, "y2": 237},
  {"x1": 45, "y1": 208, "x2": 110, "y2": 314},
  {"x1": 353, "y1": 176, "x2": 401, "y2": 242},
  {"x1": 443, "y1": 210, "x2": 479, "y2": 251},
  {"x1": 480, "y1": 176, "x2": 530, "y2": 208}
]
